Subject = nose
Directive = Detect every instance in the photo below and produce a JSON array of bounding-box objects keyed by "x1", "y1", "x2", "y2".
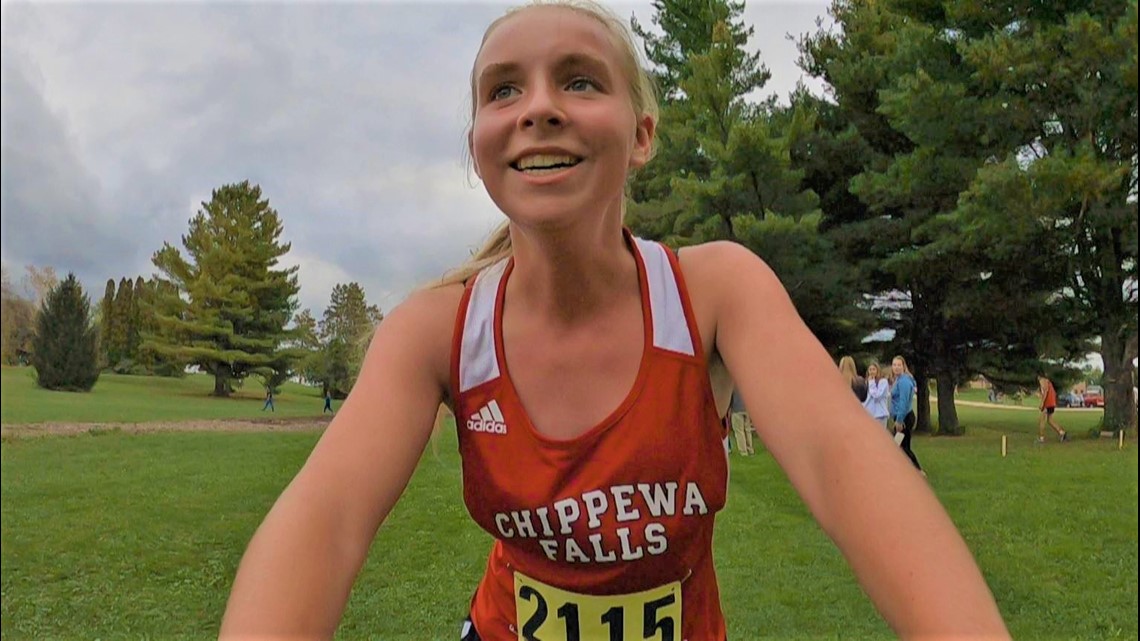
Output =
[{"x1": 518, "y1": 81, "x2": 565, "y2": 130}]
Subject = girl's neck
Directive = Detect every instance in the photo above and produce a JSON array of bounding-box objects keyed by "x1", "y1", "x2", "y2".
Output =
[{"x1": 505, "y1": 216, "x2": 638, "y2": 325}]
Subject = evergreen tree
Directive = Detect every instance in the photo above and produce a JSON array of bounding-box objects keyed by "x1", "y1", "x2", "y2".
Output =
[
  {"x1": 629, "y1": 0, "x2": 770, "y2": 208},
  {"x1": 632, "y1": 0, "x2": 763, "y2": 100},
  {"x1": 137, "y1": 277, "x2": 186, "y2": 377},
  {"x1": 797, "y1": 0, "x2": 1086, "y2": 432},
  {"x1": 127, "y1": 275, "x2": 143, "y2": 361},
  {"x1": 149, "y1": 181, "x2": 301, "y2": 396},
  {"x1": 100, "y1": 278, "x2": 116, "y2": 366},
  {"x1": 317, "y1": 282, "x2": 383, "y2": 397},
  {"x1": 953, "y1": 0, "x2": 1138, "y2": 431},
  {"x1": 31, "y1": 273, "x2": 100, "y2": 391},
  {"x1": 629, "y1": 1, "x2": 870, "y2": 353},
  {"x1": 111, "y1": 277, "x2": 133, "y2": 367},
  {"x1": 290, "y1": 309, "x2": 324, "y2": 386}
]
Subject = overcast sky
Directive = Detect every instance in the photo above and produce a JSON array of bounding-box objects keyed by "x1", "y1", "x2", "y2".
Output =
[{"x1": 1, "y1": 0, "x2": 832, "y2": 317}]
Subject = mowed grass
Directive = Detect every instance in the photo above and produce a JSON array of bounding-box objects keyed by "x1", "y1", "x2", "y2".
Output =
[
  {"x1": 1, "y1": 366, "x2": 335, "y2": 424},
  {"x1": 2, "y1": 398, "x2": 1136, "y2": 640}
]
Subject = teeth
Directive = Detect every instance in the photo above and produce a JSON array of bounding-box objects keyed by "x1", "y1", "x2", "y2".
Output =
[{"x1": 515, "y1": 154, "x2": 580, "y2": 170}]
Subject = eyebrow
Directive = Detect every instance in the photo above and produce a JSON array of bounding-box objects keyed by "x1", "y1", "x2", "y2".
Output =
[{"x1": 476, "y1": 61, "x2": 523, "y2": 91}]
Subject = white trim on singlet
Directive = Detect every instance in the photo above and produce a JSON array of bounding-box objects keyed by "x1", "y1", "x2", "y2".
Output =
[
  {"x1": 457, "y1": 238, "x2": 695, "y2": 392},
  {"x1": 459, "y1": 259, "x2": 508, "y2": 393},
  {"x1": 633, "y1": 238, "x2": 696, "y2": 357}
]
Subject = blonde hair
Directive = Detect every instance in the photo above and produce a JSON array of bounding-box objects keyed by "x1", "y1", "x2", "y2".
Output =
[
  {"x1": 892, "y1": 356, "x2": 911, "y2": 377},
  {"x1": 435, "y1": 0, "x2": 659, "y2": 289},
  {"x1": 838, "y1": 356, "x2": 859, "y2": 386}
]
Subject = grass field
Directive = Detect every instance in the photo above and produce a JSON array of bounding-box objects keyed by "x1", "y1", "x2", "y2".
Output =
[
  {"x1": 1, "y1": 367, "x2": 335, "y2": 424},
  {"x1": 1, "y1": 367, "x2": 1137, "y2": 640}
]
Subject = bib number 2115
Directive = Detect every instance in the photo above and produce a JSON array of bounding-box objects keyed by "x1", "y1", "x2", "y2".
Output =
[{"x1": 514, "y1": 572, "x2": 681, "y2": 641}]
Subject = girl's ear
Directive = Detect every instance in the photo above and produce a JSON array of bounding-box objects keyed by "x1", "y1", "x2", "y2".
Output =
[{"x1": 628, "y1": 113, "x2": 656, "y2": 169}]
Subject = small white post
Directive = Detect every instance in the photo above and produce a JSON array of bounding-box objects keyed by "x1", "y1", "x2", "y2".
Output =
[
  {"x1": 1120, "y1": 429, "x2": 1125, "y2": 450},
  {"x1": 1001, "y1": 434, "x2": 1007, "y2": 458}
]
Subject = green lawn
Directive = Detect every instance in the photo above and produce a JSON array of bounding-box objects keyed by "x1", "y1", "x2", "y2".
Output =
[
  {"x1": 1, "y1": 371, "x2": 1135, "y2": 639},
  {"x1": 1, "y1": 366, "x2": 335, "y2": 424}
]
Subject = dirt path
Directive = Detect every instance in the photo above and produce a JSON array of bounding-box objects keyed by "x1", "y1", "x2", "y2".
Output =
[
  {"x1": 2, "y1": 399, "x2": 1100, "y2": 439},
  {"x1": 0, "y1": 415, "x2": 332, "y2": 439}
]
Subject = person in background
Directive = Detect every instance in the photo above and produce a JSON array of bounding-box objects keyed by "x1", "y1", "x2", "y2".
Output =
[
  {"x1": 262, "y1": 388, "x2": 274, "y2": 412},
  {"x1": 863, "y1": 361, "x2": 890, "y2": 432},
  {"x1": 839, "y1": 355, "x2": 868, "y2": 403},
  {"x1": 1036, "y1": 375, "x2": 1068, "y2": 443},
  {"x1": 729, "y1": 389, "x2": 754, "y2": 456},
  {"x1": 889, "y1": 356, "x2": 923, "y2": 475}
]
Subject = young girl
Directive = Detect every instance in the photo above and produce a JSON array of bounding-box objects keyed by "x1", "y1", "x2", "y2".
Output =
[
  {"x1": 863, "y1": 361, "x2": 890, "y2": 431},
  {"x1": 838, "y1": 355, "x2": 867, "y2": 402},
  {"x1": 1037, "y1": 374, "x2": 1068, "y2": 443},
  {"x1": 219, "y1": 2, "x2": 1008, "y2": 639},
  {"x1": 889, "y1": 356, "x2": 924, "y2": 474}
]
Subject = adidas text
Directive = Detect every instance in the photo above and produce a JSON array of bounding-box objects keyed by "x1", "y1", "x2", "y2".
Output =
[
  {"x1": 466, "y1": 418, "x2": 507, "y2": 434},
  {"x1": 467, "y1": 400, "x2": 507, "y2": 434}
]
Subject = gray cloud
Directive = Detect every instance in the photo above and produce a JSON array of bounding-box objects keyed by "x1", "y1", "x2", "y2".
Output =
[{"x1": 1, "y1": 1, "x2": 829, "y2": 315}]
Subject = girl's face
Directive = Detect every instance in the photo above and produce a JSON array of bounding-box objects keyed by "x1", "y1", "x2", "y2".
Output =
[
  {"x1": 867, "y1": 364, "x2": 879, "y2": 379},
  {"x1": 470, "y1": 7, "x2": 654, "y2": 229},
  {"x1": 892, "y1": 359, "x2": 904, "y2": 376}
]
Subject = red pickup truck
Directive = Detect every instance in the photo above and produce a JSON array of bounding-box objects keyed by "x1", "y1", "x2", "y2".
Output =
[{"x1": 1082, "y1": 385, "x2": 1105, "y2": 408}]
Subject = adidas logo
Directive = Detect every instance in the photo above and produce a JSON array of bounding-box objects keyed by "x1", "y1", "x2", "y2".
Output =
[{"x1": 466, "y1": 400, "x2": 507, "y2": 434}]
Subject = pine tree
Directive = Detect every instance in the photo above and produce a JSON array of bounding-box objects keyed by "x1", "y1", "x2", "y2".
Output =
[
  {"x1": 31, "y1": 273, "x2": 100, "y2": 391},
  {"x1": 628, "y1": 1, "x2": 870, "y2": 353},
  {"x1": 111, "y1": 277, "x2": 133, "y2": 367},
  {"x1": 796, "y1": 0, "x2": 1089, "y2": 432},
  {"x1": 149, "y1": 181, "x2": 301, "y2": 396},
  {"x1": 100, "y1": 278, "x2": 116, "y2": 366},
  {"x1": 317, "y1": 282, "x2": 383, "y2": 397},
  {"x1": 137, "y1": 277, "x2": 186, "y2": 377},
  {"x1": 955, "y1": 0, "x2": 1138, "y2": 431},
  {"x1": 290, "y1": 309, "x2": 323, "y2": 386}
]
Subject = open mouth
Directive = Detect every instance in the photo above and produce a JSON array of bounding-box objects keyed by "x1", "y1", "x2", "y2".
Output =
[{"x1": 510, "y1": 154, "x2": 583, "y2": 174}]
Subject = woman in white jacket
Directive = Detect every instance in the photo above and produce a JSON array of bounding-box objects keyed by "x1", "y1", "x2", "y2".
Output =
[{"x1": 863, "y1": 361, "x2": 890, "y2": 432}]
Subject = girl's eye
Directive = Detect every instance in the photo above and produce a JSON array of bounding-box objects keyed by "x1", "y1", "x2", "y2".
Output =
[
  {"x1": 567, "y1": 77, "x2": 596, "y2": 92},
  {"x1": 490, "y1": 85, "x2": 518, "y2": 101}
]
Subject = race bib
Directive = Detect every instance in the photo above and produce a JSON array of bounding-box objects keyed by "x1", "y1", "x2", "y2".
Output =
[{"x1": 513, "y1": 571, "x2": 681, "y2": 641}]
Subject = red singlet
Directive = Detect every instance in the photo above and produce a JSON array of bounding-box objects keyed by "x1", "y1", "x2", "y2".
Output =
[{"x1": 451, "y1": 234, "x2": 730, "y2": 640}]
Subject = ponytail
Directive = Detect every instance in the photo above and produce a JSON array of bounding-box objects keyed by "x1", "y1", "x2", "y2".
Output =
[{"x1": 432, "y1": 221, "x2": 513, "y2": 289}]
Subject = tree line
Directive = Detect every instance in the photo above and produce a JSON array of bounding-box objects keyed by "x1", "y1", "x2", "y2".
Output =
[
  {"x1": 6, "y1": 181, "x2": 383, "y2": 399},
  {"x1": 627, "y1": 0, "x2": 1136, "y2": 433}
]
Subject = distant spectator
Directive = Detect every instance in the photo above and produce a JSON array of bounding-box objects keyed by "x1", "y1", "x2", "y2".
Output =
[
  {"x1": 839, "y1": 356, "x2": 868, "y2": 403},
  {"x1": 889, "y1": 356, "x2": 923, "y2": 475},
  {"x1": 262, "y1": 388, "x2": 275, "y2": 412},
  {"x1": 729, "y1": 390, "x2": 754, "y2": 456},
  {"x1": 863, "y1": 362, "x2": 890, "y2": 431},
  {"x1": 323, "y1": 389, "x2": 334, "y2": 415},
  {"x1": 1036, "y1": 375, "x2": 1067, "y2": 443}
]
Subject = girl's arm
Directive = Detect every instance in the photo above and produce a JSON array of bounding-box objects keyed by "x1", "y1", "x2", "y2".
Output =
[
  {"x1": 867, "y1": 378, "x2": 888, "y2": 402},
  {"x1": 685, "y1": 242, "x2": 1009, "y2": 641},
  {"x1": 219, "y1": 285, "x2": 461, "y2": 640}
]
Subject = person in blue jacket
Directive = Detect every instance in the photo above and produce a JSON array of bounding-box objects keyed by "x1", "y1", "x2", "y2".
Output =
[{"x1": 890, "y1": 356, "x2": 924, "y2": 474}]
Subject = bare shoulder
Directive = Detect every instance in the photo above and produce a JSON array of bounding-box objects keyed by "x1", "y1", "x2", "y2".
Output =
[{"x1": 677, "y1": 240, "x2": 787, "y2": 320}]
